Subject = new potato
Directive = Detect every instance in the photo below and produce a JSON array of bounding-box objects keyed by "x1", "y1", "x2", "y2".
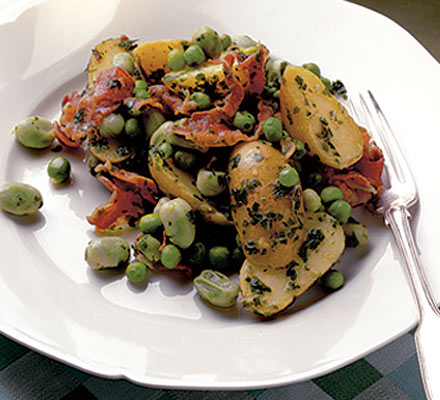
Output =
[
  {"x1": 148, "y1": 123, "x2": 231, "y2": 226},
  {"x1": 240, "y1": 211, "x2": 346, "y2": 317},
  {"x1": 228, "y1": 141, "x2": 305, "y2": 269},
  {"x1": 132, "y1": 39, "x2": 184, "y2": 81},
  {"x1": 87, "y1": 37, "x2": 135, "y2": 87},
  {"x1": 280, "y1": 65, "x2": 363, "y2": 169}
]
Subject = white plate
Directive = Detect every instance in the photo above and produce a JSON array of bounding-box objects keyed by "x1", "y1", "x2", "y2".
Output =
[{"x1": 1, "y1": 0, "x2": 439, "y2": 390}]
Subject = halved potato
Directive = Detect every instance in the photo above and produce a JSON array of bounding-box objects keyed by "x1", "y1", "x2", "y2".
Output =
[
  {"x1": 162, "y1": 63, "x2": 228, "y2": 96},
  {"x1": 240, "y1": 211, "x2": 345, "y2": 317},
  {"x1": 148, "y1": 123, "x2": 231, "y2": 226},
  {"x1": 87, "y1": 36, "x2": 137, "y2": 87},
  {"x1": 240, "y1": 260, "x2": 295, "y2": 317},
  {"x1": 228, "y1": 141, "x2": 305, "y2": 269},
  {"x1": 88, "y1": 131, "x2": 135, "y2": 164},
  {"x1": 280, "y1": 65, "x2": 363, "y2": 169},
  {"x1": 132, "y1": 39, "x2": 184, "y2": 82},
  {"x1": 149, "y1": 152, "x2": 231, "y2": 226},
  {"x1": 162, "y1": 59, "x2": 251, "y2": 97}
]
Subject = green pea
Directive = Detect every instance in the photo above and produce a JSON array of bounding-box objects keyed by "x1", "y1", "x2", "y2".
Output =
[
  {"x1": 328, "y1": 200, "x2": 351, "y2": 223},
  {"x1": 231, "y1": 247, "x2": 245, "y2": 267},
  {"x1": 192, "y1": 26, "x2": 222, "y2": 59},
  {"x1": 0, "y1": 181, "x2": 43, "y2": 216},
  {"x1": 167, "y1": 48, "x2": 186, "y2": 71},
  {"x1": 193, "y1": 269, "x2": 239, "y2": 308},
  {"x1": 134, "y1": 88, "x2": 149, "y2": 99},
  {"x1": 208, "y1": 246, "x2": 230, "y2": 270},
  {"x1": 158, "y1": 141, "x2": 174, "y2": 158},
  {"x1": 221, "y1": 33, "x2": 232, "y2": 50},
  {"x1": 12, "y1": 116, "x2": 54, "y2": 149},
  {"x1": 126, "y1": 261, "x2": 149, "y2": 284},
  {"x1": 232, "y1": 111, "x2": 255, "y2": 133},
  {"x1": 47, "y1": 156, "x2": 71, "y2": 184},
  {"x1": 303, "y1": 188, "x2": 321, "y2": 212},
  {"x1": 190, "y1": 92, "x2": 211, "y2": 109},
  {"x1": 320, "y1": 186, "x2": 343, "y2": 204},
  {"x1": 161, "y1": 244, "x2": 182, "y2": 269},
  {"x1": 279, "y1": 166, "x2": 299, "y2": 187},
  {"x1": 174, "y1": 150, "x2": 197, "y2": 171},
  {"x1": 321, "y1": 269, "x2": 344, "y2": 291},
  {"x1": 292, "y1": 139, "x2": 306, "y2": 160},
  {"x1": 135, "y1": 234, "x2": 161, "y2": 263},
  {"x1": 196, "y1": 169, "x2": 227, "y2": 197},
  {"x1": 302, "y1": 62, "x2": 321, "y2": 77},
  {"x1": 184, "y1": 44, "x2": 206, "y2": 66},
  {"x1": 343, "y1": 220, "x2": 369, "y2": 247},
  {"x1": 134, "y1": 80, "x2": 148, "y2": 91},
  {"x1": 112, "y1": 52, "x2": 135, "y2": 74},
  {"x1": 100, "y1": 113, "x2": 125, "y2": 138},
  {"x1": 188, "y1": 242, "x2": 206, "y2": 264},
  {"x1": 263, "y1": 117, "x2": 283, "y2": 142},
  {"x1": 306, "y1": 172, "x2": 322, "y2": 189},
  {"x1": 125, "y1": 118, "x2": 141, "y2": 138},
  {"x1": 321, "y1": 77, "x2": 332, "y2": 90},
  {"x1": 85, "y1": 236, "x2": 130, "y2": 270},
  {"x1": 159, "y1": 198, "x2": 196, "y2": 249},
  {"x1": 139, "y1": 213, "x2": 162, "y2": 234}
]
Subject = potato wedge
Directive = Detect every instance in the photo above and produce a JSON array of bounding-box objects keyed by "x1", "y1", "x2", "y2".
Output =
[
  {"x1": 228, "y1": 141, "x2": 305, "y2": 269},
  {"x1": 132, "y1": 39, "x2": 184, "y2": 82},
  {"x1": 280, "y1": 65, "x2": 363, "y2": 169},
  {"x1": 88, "y1": 131, "x2": 135, "y2": 164},
  {"x1": 162, "y1": 63, "x2": 228, "y2": 96},
  {"x1": 148, "y1": 123, "x2": 231, "y2": 226},
  {"x1": 240, "y1": 260, "x2": 295, "y2": 317},
  {"x1": 162, "y1": 60, "x2": 251, "y2": 97},
  {"x1": 240, "y1": 211, "x2": 345, "y2": 317},
  {"x1": 87, "y1": 36, "x2": 137, "y2": 87},
  {"x1": 149, "y1": 152, "x2": 231, "y2": 226}
]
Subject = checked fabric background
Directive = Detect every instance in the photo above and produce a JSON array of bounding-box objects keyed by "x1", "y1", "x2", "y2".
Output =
[{"x1": 0, "y1": 330, "x2": 427, "y2": 400}]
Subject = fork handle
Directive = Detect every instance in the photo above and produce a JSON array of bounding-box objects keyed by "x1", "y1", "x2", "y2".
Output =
[{"x1": 387, "y1": 205, "x2": 440, "y2": 400}]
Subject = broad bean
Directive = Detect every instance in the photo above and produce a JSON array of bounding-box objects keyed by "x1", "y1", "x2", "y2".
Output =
[
  {"x1": 0, "y1": 182, "x2": 43, "y2": 215},
  {"x1": 158, "y1": 198, "x2": 196, "y2": 249},
  {"x1": 193, "y1": 269, "x2": 239, "y2": 307},
  {"x1": 85, "y1": 236, "x2": 130, "y2": 270}
]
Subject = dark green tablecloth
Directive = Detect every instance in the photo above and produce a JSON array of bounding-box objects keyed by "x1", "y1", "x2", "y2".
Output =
[{"x1": 0, "y1": 330, "x2": 427, "y2": 400}]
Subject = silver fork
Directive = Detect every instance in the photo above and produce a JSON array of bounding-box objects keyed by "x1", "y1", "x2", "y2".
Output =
[{"x1": 349, "y1": 91, "x2": 440, "y2": 400}]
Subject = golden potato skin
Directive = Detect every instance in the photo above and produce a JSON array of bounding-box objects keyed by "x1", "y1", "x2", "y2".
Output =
[
  {"x1": 132, "y1": 40, "x2": 183, "y2": 82},
  {"x1": 149, "y1": 150, "x2": 231, "y2": 226},
  {"x1": 88, "y1": 131, "x2": 135, "y2": 164},
  {"x1": 162, "y1": 63, "x2": 228, "y2": 96},
  {"x1": 280, "y1": 65, "x2": 363, "y2": 169},
  {"x1": 239, "y1": 259, "x2": 295, "y2": 317},
  {"x1": 87, "y1": 37, "x2": 135, "y2": 87},
  {"x1": 161, "y1": 61, "x2": 250, "y2": 97},
  {"x1": 228, "y1": 141, "x2": 305, "y2": 269},
  {"x1": 239, "y1": 211, "x2": 345, "y2": 317}
]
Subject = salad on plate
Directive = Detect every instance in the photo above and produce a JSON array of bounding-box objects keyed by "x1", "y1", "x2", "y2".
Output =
[{"x1": 1, "y1": 26, "x2": 384, "y2": 318}]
